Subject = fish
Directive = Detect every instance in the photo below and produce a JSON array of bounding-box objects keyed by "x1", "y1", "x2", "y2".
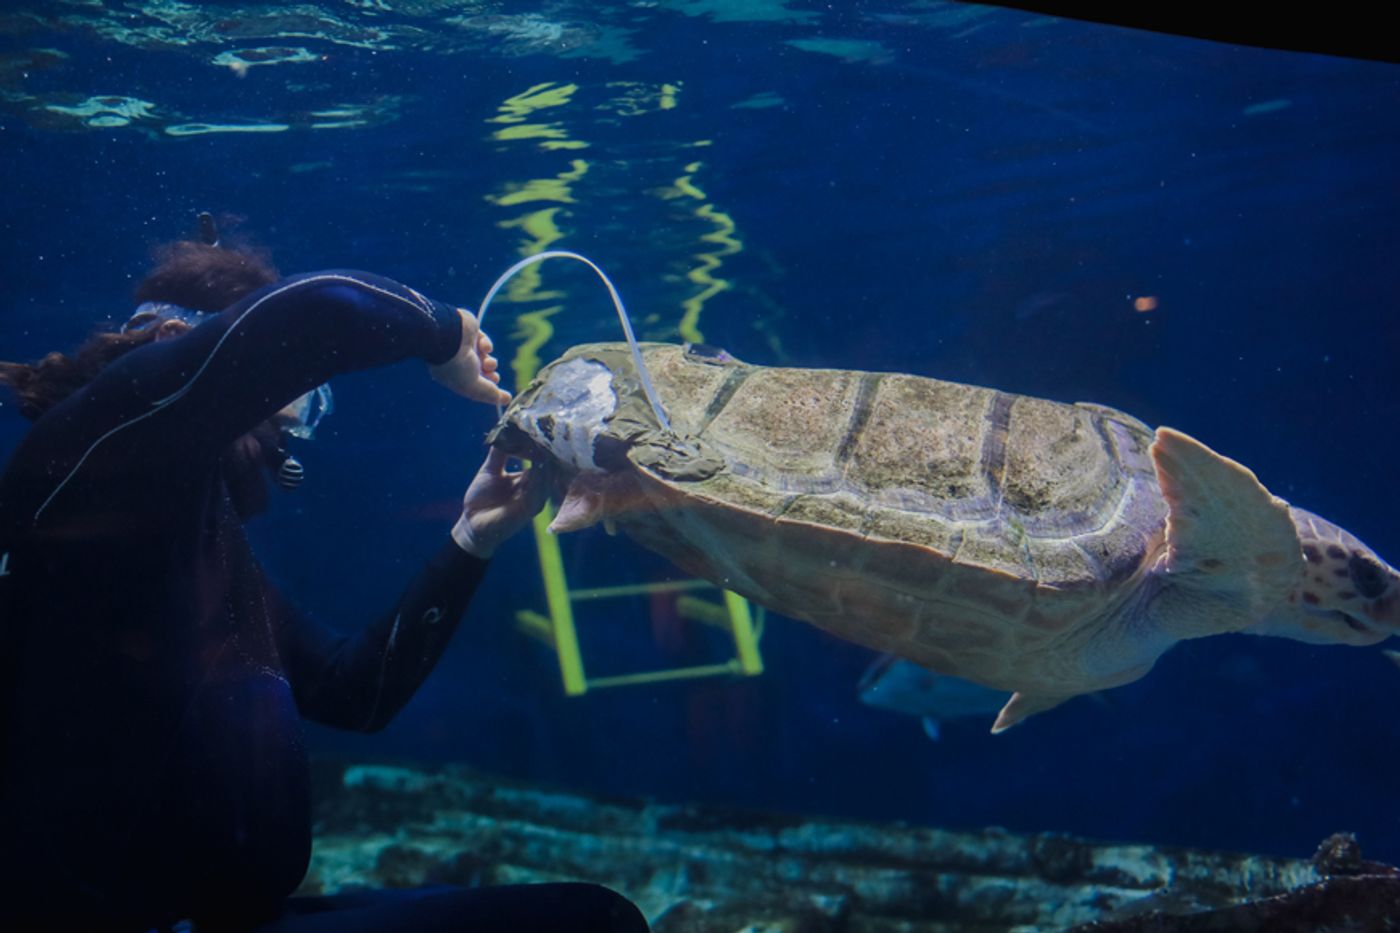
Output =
[{"x1": 858, "y1": 654, "x2": 1010, "y2": 740}]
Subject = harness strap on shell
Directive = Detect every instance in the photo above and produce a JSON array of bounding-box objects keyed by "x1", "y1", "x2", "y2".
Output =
[{"x1": 476, "y1": 251, "x2": 672, "y2": 432}]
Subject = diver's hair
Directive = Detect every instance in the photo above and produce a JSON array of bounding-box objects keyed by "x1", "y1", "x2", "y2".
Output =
[
  {"x1": 0, "y1": 237, "x2": 281, "y2": 420},
  {"x1": 0, "y1": 328, "x2": 161, "y2": 421},
  {"x1": 133, "y1": 238, "x2": 279, "y2": 312}
]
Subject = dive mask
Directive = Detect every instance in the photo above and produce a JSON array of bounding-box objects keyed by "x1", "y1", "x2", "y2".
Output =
[
  {"x1": 271, "y1": 384, "x2": 334, "y2": 491},
  {"x1": 121, "y1": 301, "x2": 209, "y2": 333},
  {"x1": 277, "y1": 383, "x2": 334, "y2": 440}
]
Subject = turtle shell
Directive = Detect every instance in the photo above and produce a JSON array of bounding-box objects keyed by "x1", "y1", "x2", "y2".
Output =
[
  {"x1": 527, "y1": 343, "x2": 1171, "y2": 689},
  {"x1": 632, "y1": 343, "x2": 1165, "y2": 578}
]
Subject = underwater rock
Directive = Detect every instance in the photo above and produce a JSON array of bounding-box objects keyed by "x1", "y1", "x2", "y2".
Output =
[
  {"x1": 1311, "y1": 830, "x2": 1366, "y2": 875},
  {"x1": 1072, "y1": 875, "x2": 1400, "y2": 932},
  {"x1": 300, "y1": 762, "x2": 1397, "y2": 931}
]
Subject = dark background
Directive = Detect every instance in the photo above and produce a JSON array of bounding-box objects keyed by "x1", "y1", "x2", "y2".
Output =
[{"x1": 3, "y1": 1, "x2": 1398, "y2": 862}]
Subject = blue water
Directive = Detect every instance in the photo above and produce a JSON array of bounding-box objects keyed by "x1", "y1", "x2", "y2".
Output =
[{"x1": 3, "y1": 1, "x2": 1399, "y2": 865}]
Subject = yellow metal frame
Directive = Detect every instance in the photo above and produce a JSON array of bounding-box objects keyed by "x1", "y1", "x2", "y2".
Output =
[
  {"x1": 514, "y1": 503, "x2": 764, "y2": 695},
  {"x1": 486, "y1": 80, "x2": 762, "y2": 696}
]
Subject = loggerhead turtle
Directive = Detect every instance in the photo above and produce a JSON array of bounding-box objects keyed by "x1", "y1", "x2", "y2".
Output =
[{"x1": 487, "y1": 342, "x2": 1400, "y2": 731}]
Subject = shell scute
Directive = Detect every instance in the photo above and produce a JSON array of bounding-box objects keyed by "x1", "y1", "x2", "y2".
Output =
[
  {"x1": 1003, "y1": 396, "x2": 1121, "y2": 529},
  {"x1": 1025, "y1": 534, "x2": 1103, "y2": 588},
  {"x1": 775, "y1": 493, "x2": 861, "y2": 532},
  {"x1": 1074, "y1": 519, "x2": 1156, "y2": 585},
  {"x1": 862, "y1": 507, "x2": 962, "y2": 558},
  {"x1": 849, "y1": 375, "x2": 994, "y2": 505},
  {"x1": 705, "y1": 366, "x2": 859, "y2": 479},
  {"x1": 953, "y1": 525, "x2": 1035, "y2": 579}
]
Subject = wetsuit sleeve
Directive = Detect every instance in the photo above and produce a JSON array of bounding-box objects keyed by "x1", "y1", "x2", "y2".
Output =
[
  {"x1": 27, "y1": 271, "x2": 465, "y2": 486},
  {"x1": 272, "y1": 539, "x2": 490, "y2": 731},
  {"x1": 149, "y1": 271, "x2": 464, "y2": 457}
]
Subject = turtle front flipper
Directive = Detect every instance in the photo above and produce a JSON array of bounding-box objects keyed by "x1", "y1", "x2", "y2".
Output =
[
  {"x1": 549, "y1": 472, "x2": 655, "y2": 534},
  {"x1": 1147, "y1": 427, "x2": 1304, "y2": 638}
]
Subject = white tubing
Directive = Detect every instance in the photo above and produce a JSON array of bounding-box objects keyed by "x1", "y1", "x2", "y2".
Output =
[{"x1": 476, "y1": 251, "x2": 671, "y2": 432}]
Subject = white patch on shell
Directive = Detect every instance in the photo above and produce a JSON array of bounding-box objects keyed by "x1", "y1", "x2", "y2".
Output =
[{"x1": 518, "y1": 357, "x2": 617, "y2": 472}]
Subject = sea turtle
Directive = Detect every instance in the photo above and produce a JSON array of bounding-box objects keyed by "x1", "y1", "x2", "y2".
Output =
[{"x1": 487, "y1": 342, "x2": 1400, "y2": 731}]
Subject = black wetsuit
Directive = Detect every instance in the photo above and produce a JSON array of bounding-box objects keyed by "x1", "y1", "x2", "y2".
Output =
[{"x1": 0, "y1": 273, "x2": 646, "y2": 932}]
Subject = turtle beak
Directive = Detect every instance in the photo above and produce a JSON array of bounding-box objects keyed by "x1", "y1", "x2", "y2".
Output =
[{"x1": 485, "y1": 419, "x2": 541, "y2": 460}]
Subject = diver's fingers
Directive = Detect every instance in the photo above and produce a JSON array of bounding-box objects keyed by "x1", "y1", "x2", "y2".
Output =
[
  {"x1": 483, "y1": 445, "x2": 509, "y2": 475},
  {"x1": 474, "y1": 331, "x2": 505, "y2": 391},
  {"x1": 466, "y1": 377, "x2": 511, "y2": 406},
  {"x1": 521, "y1": 459, "x2": 552, "y2": 511}
]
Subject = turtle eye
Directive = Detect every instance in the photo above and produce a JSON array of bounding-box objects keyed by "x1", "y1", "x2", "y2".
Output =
[{"x1": 1348, "y1": 552, "x2": 1388, "y2": 599}]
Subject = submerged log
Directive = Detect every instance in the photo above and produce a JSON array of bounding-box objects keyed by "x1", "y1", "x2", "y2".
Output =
[{"x1": 300, "y1": 763, "x2": 1397, "y2": 932}]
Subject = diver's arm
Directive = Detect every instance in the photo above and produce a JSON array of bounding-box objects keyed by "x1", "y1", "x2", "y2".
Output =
[
  {"x1": 57, "y1": 272, "x2": 478, "y2": 468},
  {"x1": 275, "y1": 451, "x2": 546, "y2": 731},
  {"x1": 4, "y1": 271, "x2": 506, "y2": 531},
  {"x1": 163, "y1": 271, "x2": 480, "y2": 455},
  {"x1": 274, "y1": 540, "x2": 489, "y2": 732}
]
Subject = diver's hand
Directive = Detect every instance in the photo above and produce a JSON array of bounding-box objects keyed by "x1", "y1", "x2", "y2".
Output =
[
  {"x1": 429, "y1": 307, "x2": 511, "y2": 406},
  {"x1": 451, "y1": 447, "x2": 549, "y2": 558}
]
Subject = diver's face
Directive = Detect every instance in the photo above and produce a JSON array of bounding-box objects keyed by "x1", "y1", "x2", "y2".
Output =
[
  {"x1": 270, "y1": 397, "x2": 309, "y2": 431},
  {"x1": 150, "y1": 318, "x2": 194, "y2": 342}
]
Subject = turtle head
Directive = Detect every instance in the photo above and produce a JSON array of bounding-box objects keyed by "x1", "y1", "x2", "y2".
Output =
[
  {"x1": 486, "y1": 346, "x2": 687, "y2": 536},
  {"x1": 487, "y1": 354, "x2": 623, "y2": 475},
  {"x1": 1255, "y1": 507, "x2": 1400, "y2": 646}
]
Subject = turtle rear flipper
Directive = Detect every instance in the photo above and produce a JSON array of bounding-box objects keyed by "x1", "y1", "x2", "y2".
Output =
[
  {"x1": 991, "y1": 692, "x2": 1070, "y2": 733},
  {"x1": 1149, "y1": 427, "x2": 1303, "y2": 637}
]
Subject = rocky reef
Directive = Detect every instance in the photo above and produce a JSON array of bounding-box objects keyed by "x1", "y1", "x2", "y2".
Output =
[{"x1": 300, "y1": 762, "x2": 1399, "y2": 931}]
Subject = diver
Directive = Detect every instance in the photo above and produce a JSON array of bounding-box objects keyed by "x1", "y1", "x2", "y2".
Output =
[{"x1": 0, "y1": 222, "x2": 650, "y2": 933}]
